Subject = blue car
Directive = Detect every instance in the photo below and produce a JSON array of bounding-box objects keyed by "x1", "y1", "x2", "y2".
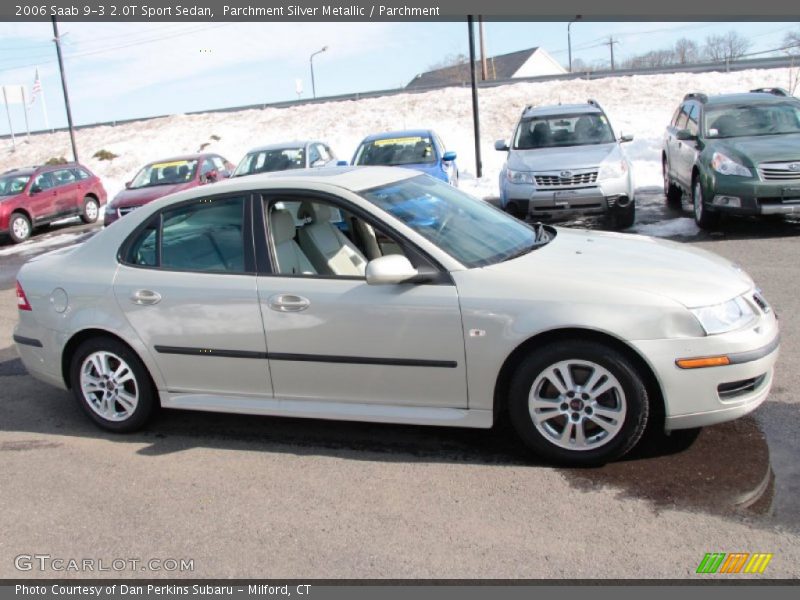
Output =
[{"x1": 351, "y1": 129, "x2": 458, "y2": 185}]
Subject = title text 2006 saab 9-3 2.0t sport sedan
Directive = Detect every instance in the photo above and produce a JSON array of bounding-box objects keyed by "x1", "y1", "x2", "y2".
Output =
[{"x1": 14, "y1": 167, "x2": 779, "y2": 465}]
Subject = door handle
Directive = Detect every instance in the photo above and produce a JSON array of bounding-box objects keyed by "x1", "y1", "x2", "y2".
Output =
[
  {"x1": 130, "y1": 289, "x2": 162, "y2": 305},
  {"x1": 268, "y1": 294, "x2": 310, "y2": 312}
]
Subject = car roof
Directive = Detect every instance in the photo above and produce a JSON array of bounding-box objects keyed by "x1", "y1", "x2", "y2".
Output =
[
  {"x1": 144, "y1": 154, "x2": 207, "y2": 166},
  {"x1": 2, "y1": 167, "x2": 36, "y2": 176},
  {"x1": 705, "y1": 92, "x2": 800, "y2": 106},
  {"x1": 360, "y1": 129, "x2": 435, "y2": 143},
  {"x1": 523, "y1": 104, "x2": 603, "y2": 118},
  {"x1": 245, "y1": 141, "x2": 314, "y2": 153},
  {"x1": 3, "y1": 163, "x2": 85, "y2": 176}
]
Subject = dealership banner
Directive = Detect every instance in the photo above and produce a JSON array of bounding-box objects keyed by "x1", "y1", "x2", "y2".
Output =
[{"x1": 1, "y1": 0, "x2": 800, "y2": 21}]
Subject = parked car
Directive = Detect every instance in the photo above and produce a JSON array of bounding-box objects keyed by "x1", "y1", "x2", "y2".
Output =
[
  {"x1": 663, "y1": 88, "x2": 800, "y2": 229},
  {"x1": 0, "y1": 163, "x2": 106, "y2": 243},
  {"x1": 495, "y1": 100, "x2": 635, "y2": 229},
  {"x1": 233, "y1": 141, "x2": 341, "y2": 177},
  {"x1": 352, "y1": 129, "x2": 458, "y2": 185},
  {"x1": 104, "y1": 153, "x2": 233, "y2": 226},
  {"x1": 14, "y1": 167, "x2": 778, "y2": 465}
]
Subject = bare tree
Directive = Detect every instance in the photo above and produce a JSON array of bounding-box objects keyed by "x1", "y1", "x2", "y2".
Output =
[
  {"x1": 784, "y1": 30, "x2": 800, "y2": 52},
  {"x1": 704, "y1": 31, "x2": 751, "y2": 62},
  {"x1": 674, "y1": 38, "x2": 700, "y2": 64},
  {"x1": 623, "y1": 49, "x2": 676, "y2": 69}
]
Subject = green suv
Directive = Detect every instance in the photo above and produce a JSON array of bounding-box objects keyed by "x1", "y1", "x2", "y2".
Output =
[{"x1": 662, "y1": 88, "x2": 800, "y2": 228}]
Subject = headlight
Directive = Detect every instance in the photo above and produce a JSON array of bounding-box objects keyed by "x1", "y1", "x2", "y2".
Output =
[
  {"x1": 598, "y1": 157, "x2": 628, "y2": 180},
  {"x1": 690, "y1": 295, "x2": 756, "y2": 335},
  {"x1": 711, "y1": 152, "x2": 751, "y2": 177},
  {"x1": 506, "y1": 169, "x2": 534, "y2": 184}
]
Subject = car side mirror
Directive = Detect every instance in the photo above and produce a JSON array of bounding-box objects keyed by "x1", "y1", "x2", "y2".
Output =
[
  {"x1": 366, "y1": 255, "x2": 420, "y2": 285},
  {"x1": 124, "y1": 181, "x2": 132, "y2": 189},
  {"x1": 619, "y1": 134, "x2": 634, "y2": 143},
  {"x1": 494, "y1": 139, "x2": 509, "y2": 151},
  {"x1": 201, "y1": 170, "x2": 218, "y2": 184},
  {"x1": 442, "y1": 151, "x2": 457, "y2": 162},
  {"x1": 29, "y1": 185, "x2": 42, "y2": 194},
  {"x1": 336, "y1": 160, "x2": 349, "y2": 166},
  {"x1": 676, "y1": 129, "x2": 696, "y2": 141}
]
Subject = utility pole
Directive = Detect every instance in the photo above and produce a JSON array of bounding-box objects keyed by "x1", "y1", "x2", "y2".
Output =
[
  {"x1": 605, "y1": 36, "x2": 619, "y2": 71},
  {"x1": 52, "y1": 16, "x2": 78, "y2": 162},
  {"x1": 467, "y1": 16, "x2": 482, "y2": 178},
  {"x1": 478, "y1": 15, "x2": 488, "y2": 80}
]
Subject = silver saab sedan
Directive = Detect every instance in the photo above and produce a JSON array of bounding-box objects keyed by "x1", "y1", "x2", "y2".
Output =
[{"x1": 13, "y1": 167, "x2": 779, "y2": 465}]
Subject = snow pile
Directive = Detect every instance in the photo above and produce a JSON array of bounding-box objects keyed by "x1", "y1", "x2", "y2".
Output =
[
  {"x1": 633, "y1": 217, "x2": 701, "y2": 237},
  {"x1": 2, "y1": 67, "x2": 795, "y2": 204}
]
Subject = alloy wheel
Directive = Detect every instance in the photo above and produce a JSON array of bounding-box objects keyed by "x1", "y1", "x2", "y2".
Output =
[{"x1": 80, "y1": 350, "x2": 139, "y2": 422}]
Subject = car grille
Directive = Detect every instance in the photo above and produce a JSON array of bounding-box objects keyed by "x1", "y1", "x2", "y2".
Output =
[
  {"x1": 118, "y1": 207, "x2": 138, "y2": 217},
  {"x1": 758, "y1": 162, "x2": 800, "y2": 182},
  {"x1": 534, "y1": 171, "x2": 598, "y2": 188}
]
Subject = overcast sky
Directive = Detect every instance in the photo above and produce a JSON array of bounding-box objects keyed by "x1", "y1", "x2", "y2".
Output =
[{"x1": 0, "y1": 20, "x2": 797, "y2": 135}]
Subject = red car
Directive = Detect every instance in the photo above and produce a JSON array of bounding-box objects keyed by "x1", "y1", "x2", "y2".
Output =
[
  {"x1": 104, "y1": 153, "x2": 234, "y2": 226},
  {"x1": 0, "y1": 163, "x2": 107, "y2": 244}
]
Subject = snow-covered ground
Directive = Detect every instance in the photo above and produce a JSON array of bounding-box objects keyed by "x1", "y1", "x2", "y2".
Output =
[{"x1": 1, "y1": 67, "x2": 795, "y2": 253}]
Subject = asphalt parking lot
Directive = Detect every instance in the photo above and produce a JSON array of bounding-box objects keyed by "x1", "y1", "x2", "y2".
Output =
[{"x1": 0, "y1": 197, "x2": 798, "y2": 579}]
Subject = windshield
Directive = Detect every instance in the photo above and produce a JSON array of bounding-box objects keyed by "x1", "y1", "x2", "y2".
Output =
[
  {"x1": 233, "y1": 148, "x2": 305, "y2": 176},
  {"x1": 705, "y1": 102, "x2": 800, "y2": 138},
  {"x1": 361, "y1": 175, "x2": 545, "y2": 268},
  {"x1": 354, "y1": 135, "x2": 436, "y2": 166},
  {"x1": 514, "y1": 113, "x2": 615, "y2": 149},
  {"x1": 130, "y1": 159, "x2": 198, "y2": 189},
  {"x1": 0, "y1": 174, "x2": 30, "y2": 196}
]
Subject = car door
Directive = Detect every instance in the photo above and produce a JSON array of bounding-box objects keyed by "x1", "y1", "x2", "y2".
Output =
[
  {"x1": 50, "y1": 167, "x2": 81, "y2": 215},
  {"x1": 675, "y1": 103, "x2": 701, "y2": 189},
  {"x1": 665, "y1": 103, "x2": 689, "y2": 187},
  {"x1": 27, "y1": 171, "x2": 59, "y2": 222},
  {"x1": 255, "y1": 192, "x2": 468, "y2": 408},
  {"x1": 113, "y1": 194, "x2": 273, "y2": 397}
]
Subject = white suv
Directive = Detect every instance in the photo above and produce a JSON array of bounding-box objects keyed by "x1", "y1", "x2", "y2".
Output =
[{"x1": 496, "y1": 100, "x2": 636, "y2": 229}]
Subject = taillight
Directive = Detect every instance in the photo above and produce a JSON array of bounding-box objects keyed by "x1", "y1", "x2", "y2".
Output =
[{"x1": 16, "y1": 281, "x2": 31, "y2": 311}]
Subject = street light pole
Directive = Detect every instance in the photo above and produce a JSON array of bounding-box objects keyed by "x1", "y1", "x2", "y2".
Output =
[
  {"x1": 568, "y1": 15, "x2": 582, "y2": 73},
  {"x1": 52, "y1": 16, "x2": 79, "y2": 162},
  {"x1": 309, "y1": 46, "x2": 328, "y2": 99}
]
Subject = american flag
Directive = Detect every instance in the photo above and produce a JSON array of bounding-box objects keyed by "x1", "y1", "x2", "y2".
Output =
[{"x1": 29, "y1": 68, "x2": 41, "y2": 106}]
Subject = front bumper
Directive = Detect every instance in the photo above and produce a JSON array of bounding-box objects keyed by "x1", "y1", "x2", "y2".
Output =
[
  {"x1": 708, "y1": 174, "x2": 800, "y2": 216},
  {"x1": 501, "y1": 176, "x2": 632, "y2": 220},
  {"x1": 631, "y1": 309, "x2": 779, "y2": 431}
]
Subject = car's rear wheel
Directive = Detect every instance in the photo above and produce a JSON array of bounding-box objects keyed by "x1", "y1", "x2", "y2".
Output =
[
  {"x1": 70, "y1": 337, "x2": 156, "y2": 432},
  {"x1": 508, "y1": 340, "x2": 650, "y2": 466},
  {"x1": 80, "y1": 196, "x2": 99, "y2": 224},
  {"x1": 9, "y1": 212, "x2": 32, "y2": 244},
  {"x1": 663, "y1": 159, "x2": 682, "y2": 208},
  {"x1": 692, "y1": 176, "x2": 719, "y2": 230}
]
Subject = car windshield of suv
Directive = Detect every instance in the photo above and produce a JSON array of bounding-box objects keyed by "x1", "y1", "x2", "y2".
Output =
[
  {"x1": 354, "y1": 136, "x2": 437, "y2": 166},
  {"x1": 0, "y1": 174, "x2": 30, "y2": 196},
  {"x1": 130, "y1": 159, "x2": 198, "y2": 189},
  {"x1": 705, "y1": 102, "x2": 800, "y2": 138},
  {"x1": 514, "y1": 113, "x2": 615, "y2": 149},
  {"x1": 361, "y1": 175, "x2": 546, "y2": 268},
  {"x1": 234, "y1": 148, "x2": 305, "y2": 176}
]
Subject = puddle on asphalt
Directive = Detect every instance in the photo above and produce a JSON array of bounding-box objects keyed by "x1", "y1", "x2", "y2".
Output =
[{"x1": 563, "y1": 416, "x2": 796, "y2": 529}]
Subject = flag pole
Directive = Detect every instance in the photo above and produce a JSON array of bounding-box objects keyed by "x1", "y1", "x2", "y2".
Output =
[
  {"x1": 21, "y1": 86, "x2": 31, "y2": 141},
  {"x1": 2, "y1": 87, "x2": 16, "y2": 151}
]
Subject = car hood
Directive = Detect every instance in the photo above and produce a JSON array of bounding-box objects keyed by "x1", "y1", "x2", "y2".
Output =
[
  {"x1": 112, "y1": 182, "x2": 195, "y2": 207},
  {"x1": 713, "y1": 133, "x2": 800, "y2": 164},
  {"x1": 507, "y1": 143, "x2": 617, "y2": 172},
  {"x1": 488, "y1": 228, "x2": 753, "y2": 308}
]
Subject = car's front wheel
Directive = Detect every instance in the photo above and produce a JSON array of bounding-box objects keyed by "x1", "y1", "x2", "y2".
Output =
[
  {"x1": 80, "y1": 196, "x2": 100, "y2": 224},
  {"x1": 8, "y1": 212, "x2": 32, "y2": 244},
  {"x1": 508, "y1": 340, "x2": 650, "y2": 466},
  {"x1": 70, "y1": 337, "x2": 156, "y2": 432},
  {"x1": 607, "y1": 201, "x2": 635, "y2": 230},
  {"x1": 692, "y1": 176, "x2": 719, "y2": 230}
]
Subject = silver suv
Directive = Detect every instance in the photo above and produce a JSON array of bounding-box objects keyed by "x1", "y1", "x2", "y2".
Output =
[{"x1": 495, "y1": 100, "x2": 636, "y2": 229}]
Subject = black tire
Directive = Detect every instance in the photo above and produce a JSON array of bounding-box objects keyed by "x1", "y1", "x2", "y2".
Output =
[
  {"x1": 607, "y1": 201, "x2": 635, "y2": 230},
  {"x1": 69, "y1": 336, "x2": 156, "y2": 432},
  {"x1": 663, "y1": 159, "x2": 682, "y2": 208},
  {"x1": 8, "y1": 212, "x2": 32, "y2": 244},
  {"x1": 80, "y1": 196, "x2": 100, "y2": 224},
  {"x1": 692, "y1": 176, "x2": 719, "y2": 230},
  {"x1": 508, "y1": 340, "x2": 650, "y2": 466}
]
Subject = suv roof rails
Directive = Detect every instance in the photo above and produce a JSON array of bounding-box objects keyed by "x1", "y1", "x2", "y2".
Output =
[
  {"x1": 683, "y1": 92, "x2": 708, "y2": 103},
  {"x1": 587, "y1": 98, "x2": 601, "y2": 109},
  {"x1": 750, "y1": 87, "x2": 790, "y2": 97}
]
